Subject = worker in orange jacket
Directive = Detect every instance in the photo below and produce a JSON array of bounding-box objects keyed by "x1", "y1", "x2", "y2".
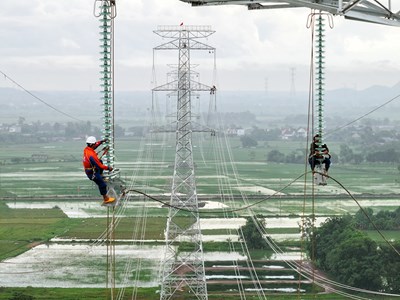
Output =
[{"x1": 83, "y1": 136, "x2": 115, "y2": 204}]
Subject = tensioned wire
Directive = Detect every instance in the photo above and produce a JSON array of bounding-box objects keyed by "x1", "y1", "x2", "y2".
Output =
[
  {"x1": 88, "y1": 92, "x2": 165, "y2": 247},
  {"x1": 211, "y1": 113, "x2": 255, "y2": 299},
  {"x1": 87, "y1": 117, "x2": 151, "y2": 248},
  {"x1": 127, "y1": 107, "x2": 172, "y2": 300},
  {"x1": 224, "y1": 166, "x2": 400, "y2": 297},
  {"x1": 216, "y1": 117, "x2": 311, "y2": 298},
  {"x1": 129, "y1": 170, "x2": 400, "y2": 257},
  {"x1": 220, "y1": 152, "x2": 399, "y2": 299},
  {"x1": 3, "y1": 105, "x2": 396, "y2": 297},
  {"x1": 116, "y1": 90, "x2": 173, "y2": 299},
  {"x1": 211, "y1": 114, "x2": 265, "y2": 299},
  {"x1": 118, "y1": 146, "x2": 150, "y2": 300},
  {"x1": 0, "y1": 69, "x2": 83, "y2": 122},
  {"x1": 117, "y1": 44, "x2": 189, "y2": 297},
  {"x1": 125, "y1": 168, "x2": 400, "y2": 298},
  {"x1": 325, "y1": 92, "x2": 400, "y2": 137},
  {"x1": 208, "y1": 115, "x2": 264, "y2": 299},
  {"x1": 117, "y1": 132, "x2": 159, "y2": 300},
  {"x1": 90, "y1": 41, "x2": 400, "y2": 298},
  {"x1": 303, "y1": 9, "x2": 318, "y2": 297},
  {"x1": 209, "y1": 126, "x2": 248, "y2": 299},
  {"x1": 98, "y1": 118, "x2": 166, "y2": 299},
  {"x1": 218, "y1": 116, "x2": 275, "y2": 299},
  {"x1": 253, "y1": 214, "x2": 400, "y2": 299}
]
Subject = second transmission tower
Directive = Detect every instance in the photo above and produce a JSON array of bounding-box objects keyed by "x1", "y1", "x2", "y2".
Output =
[{"x1": 153, "y1": 25, "x2": 215, "y2": 300}]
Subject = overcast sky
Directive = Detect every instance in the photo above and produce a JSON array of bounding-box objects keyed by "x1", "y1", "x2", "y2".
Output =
[{"x1": 0, "y1": 0, "x2": 399, "y2": 92}]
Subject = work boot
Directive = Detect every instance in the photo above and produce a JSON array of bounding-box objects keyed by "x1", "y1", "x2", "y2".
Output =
[{"x1": 102, "y1": 195, "x2": 115, "y2": 204}]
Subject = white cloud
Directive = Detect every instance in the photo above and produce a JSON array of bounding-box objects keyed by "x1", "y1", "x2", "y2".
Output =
[
  {"x1": 59, "y1": 38, "x2": 81, "y2": 50},
  {"x1": 0, "y1": 0, "x2": 399, "y2": 91}
]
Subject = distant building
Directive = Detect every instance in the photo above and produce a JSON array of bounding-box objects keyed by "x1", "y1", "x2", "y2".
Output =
[
  {"x1": 9, "y1": 125, "x2": 21, "y2": 133},
  {"x1": 296, "y1": 127, "x2": 307, "y2": 138},
  {"x1": 237, "y1": 129, "x2": 245, "y2": 136},
  {"x1": 226, "y1": 127, "x2": 245, "y2": 137},
  {"x1": 281, "y1": 127, "x2": 307, "y2": 140}
]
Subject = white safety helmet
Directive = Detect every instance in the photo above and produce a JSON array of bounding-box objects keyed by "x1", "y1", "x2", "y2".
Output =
[{"x1": 86, "y1": 136, "x2": 97, "y2": 144}]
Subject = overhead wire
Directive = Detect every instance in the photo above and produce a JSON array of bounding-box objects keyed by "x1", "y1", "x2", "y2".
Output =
[
  {"x1": 127, "y1": 169, "x2": 400, "y2": 258},
  {"x1": 211, "y1": 112, "x2": 266, "y2": 299},
  {"x1": 325, "y1": 92, "x2": 400, "y2": 136},
  {"x1": 85, "y1": 8, "x2": 400, "y2": 298},
  {"x1": 118, "y1": 122, "x2": 159, "y2": 300},
  {"x1": 301, "y1": 8, "x2": 317, "y2": 296},
  {"x1": 320, "y1": 171, "x2": 400, "y2": 257},
  {"x1": 0, "y1": 69, "x2": 83, "y2": 122},
  {"x1": 204, "y1": 116, "x2": 243, "y2": 297}
]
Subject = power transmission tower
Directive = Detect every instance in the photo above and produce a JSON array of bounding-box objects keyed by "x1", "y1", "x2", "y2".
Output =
[
  {"x1": 264, "y1": 77, "x2": 268, "y2": 98},
  {"x1": 153, "y1": 25, "x2": 215, "y2": 300},
  {"x1": 290, "y1": 67, "x2": 296, "y2": 97}
]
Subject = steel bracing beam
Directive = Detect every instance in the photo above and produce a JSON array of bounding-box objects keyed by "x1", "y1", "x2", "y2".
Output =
[{"x1": 180, "y1": 0, "x2": 400, "y2": 26}]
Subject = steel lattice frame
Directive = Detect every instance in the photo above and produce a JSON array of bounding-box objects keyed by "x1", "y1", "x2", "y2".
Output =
[
  {"x1": 153, "y1": 25, "x2": 215, "y2": 300},
  {"x1": 179, "y1": 0, "x2": 400, "y2": 26}
]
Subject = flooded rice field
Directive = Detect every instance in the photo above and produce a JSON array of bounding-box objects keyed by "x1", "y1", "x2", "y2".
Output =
[
  {"x1": 5, "y1": 200, "x2": 229, "y2": 218},
  {"x1": 0, "y1": 243, "x2": 164, "y2": 288},
  {"x1": 236, "y1": 186, "x2": 285, "y2": 195},
  {"x1": 0, "y1": 243, "x2": 261, "y2": 288}
]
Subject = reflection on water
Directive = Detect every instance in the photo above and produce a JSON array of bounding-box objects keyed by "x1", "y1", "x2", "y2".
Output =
[
  {"x1": 0, "y1": 243, "x2": 163, "y2": 288},
  {"x1": 0, "y1": 244, "x2": 252, "y2": 288}
]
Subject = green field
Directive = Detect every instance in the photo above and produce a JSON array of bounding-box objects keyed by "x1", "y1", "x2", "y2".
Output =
[
  {"x1": 1, "y1": 137, "x2": 400, "y2": 198},
  {"x1": 1, "y1": 137, "x2": 399, "y2": 299}
]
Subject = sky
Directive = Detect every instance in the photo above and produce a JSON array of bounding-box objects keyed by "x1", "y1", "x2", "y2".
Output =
[{"x1": 0, "y1": 0, "x2": 399, "y2": 92}]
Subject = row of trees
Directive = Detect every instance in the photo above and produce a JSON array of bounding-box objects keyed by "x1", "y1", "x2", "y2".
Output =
[
  {"x1": 0, "y1": 120, "x2": 126, "y2": 144},
  {"x1": 263, "y1": 146, "x2": 400, "y2": 164},
  {"x1": 239, "y1": 122, "x2": 400, "y2": 145},
  {"x1": 305, "y1": 215, "x2": 400, "y2": 292},
  {"x1": 354, "y1": 207, "x2": 400, "y2": 230},
  {"x1": 240, "y1": 213, "x2": 399, "y2": 292},
  {"x1": 339, "y1": 144, "x2": 400, "y2": 164}
]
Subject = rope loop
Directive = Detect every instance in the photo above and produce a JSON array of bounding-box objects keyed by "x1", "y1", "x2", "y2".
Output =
[
  {"x1": 306, "y1": 10, "x2": 335, "y2": 29},
  {"x1": 93, "y1": 0, "x2": 117, "y2": 19}
]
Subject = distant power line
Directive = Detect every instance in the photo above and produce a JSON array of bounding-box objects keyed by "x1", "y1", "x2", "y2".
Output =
[{"x1": 0, "y1": 69, "x2": 83, "y2": 122}]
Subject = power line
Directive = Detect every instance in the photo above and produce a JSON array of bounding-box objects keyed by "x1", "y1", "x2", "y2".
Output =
[
  {"x1": 128, "y1": 171, "x2": 400, "y2": 257},
  {"x1": 0, "y1": 69, "x2": 83, "y2": 122},
  {"x1": 320, "y1": 171, "x2": 400, "y2": 257},
  {"x1": 326, "y1": 92, "x2": 400, "y2": 136}
]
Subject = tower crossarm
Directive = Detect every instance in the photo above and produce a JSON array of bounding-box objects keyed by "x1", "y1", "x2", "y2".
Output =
[
  {"x1": 155, "y1": 39, "x2": 215, "y2": 51},
  {"x1": 155, "y1": 25, "x2": 215, "y2": 38},
  {"x1": 153, "y1": 80, "x2": 212, "y2": 91},
  {"x1": 180, "y1": 0, "x2": 400, "y2": 26}
]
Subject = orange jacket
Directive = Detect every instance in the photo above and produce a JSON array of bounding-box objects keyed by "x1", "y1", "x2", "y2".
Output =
[{"x1": 82, "y1": 142, "x2": 110, "y2": 171}]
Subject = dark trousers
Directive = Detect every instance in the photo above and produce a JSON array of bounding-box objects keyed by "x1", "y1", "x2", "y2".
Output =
[
  {"x1": 86, "y1": 170, "x2": 107, "y2": 195},
  {"x1": 309, "y1": 156, "x2": 331, "y2": 172}
]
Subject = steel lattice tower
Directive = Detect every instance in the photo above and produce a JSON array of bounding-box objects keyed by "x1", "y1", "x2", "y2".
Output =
[{"x1": 153, "y1": 25, "x2": 215, "y2": 300}]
